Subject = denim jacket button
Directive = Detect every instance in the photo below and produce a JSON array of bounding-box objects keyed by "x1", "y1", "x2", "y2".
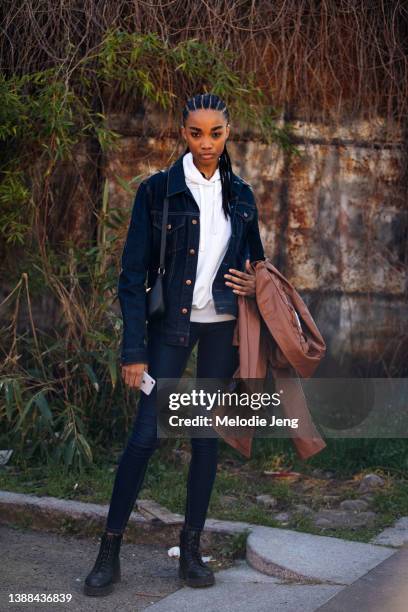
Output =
[
  {"x1": 181, "y1": 308, "x2": 188, "y2": 314},
  {"x1": 189, "y1": 248, "x2": 195, "y2": 255},
  {"x1": 192, "y1": 219, "x2": 198, "y2": 224},
  {"x1": 185, "y1": 279, "x2": 192, "y2": 285},
  {"x1": 167, "y1": 223, "x2": 172, "y2": 229}
]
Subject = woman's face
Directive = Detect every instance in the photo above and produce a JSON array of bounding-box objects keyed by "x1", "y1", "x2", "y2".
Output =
[{"x1": 181, "y1": 109, "x2": 230, "y2": 169}]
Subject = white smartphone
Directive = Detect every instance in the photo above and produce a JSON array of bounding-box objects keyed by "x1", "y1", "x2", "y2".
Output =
[{"x1": 140, "y1": 370, "x2": 156, "y2": 395}]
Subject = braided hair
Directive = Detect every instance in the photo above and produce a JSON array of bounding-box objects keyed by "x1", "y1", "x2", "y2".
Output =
[{"x1": 182, "y1": 93, "x2": 233, "y2": 221}]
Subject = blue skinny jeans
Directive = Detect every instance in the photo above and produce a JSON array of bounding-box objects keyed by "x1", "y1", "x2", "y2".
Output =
[{"x1": 106, "y1": 319, "x2": 238, "y2": 534}]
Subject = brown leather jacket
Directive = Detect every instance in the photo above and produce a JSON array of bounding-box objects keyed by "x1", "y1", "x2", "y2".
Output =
[{"x1": 213, "y1": 258, "x2": 327, "y2": 461}]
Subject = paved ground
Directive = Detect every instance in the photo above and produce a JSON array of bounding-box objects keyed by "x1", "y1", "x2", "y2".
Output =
[
  {"x1": 316, "y1": 545, "x2": 408, "y2": 612},
  {"x1": 2, "y1": 525, "x2": 344, "y2": 612},
  {"x1": 2, "y1": 517, "x2": 408, "y2": 611},
  {"x1": 1, "y1": 525, "x2": 179, "y2": 611},
  {"x1": 4, "y1": 524, "x2": 407, "y2": 612}
]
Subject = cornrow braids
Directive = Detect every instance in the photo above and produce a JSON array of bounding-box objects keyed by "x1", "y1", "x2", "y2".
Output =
[{"x1": 182, "y1": 93, "x2": 233, "y2": 221}]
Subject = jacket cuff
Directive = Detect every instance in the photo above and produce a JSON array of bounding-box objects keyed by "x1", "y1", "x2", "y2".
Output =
[{"x1": 120, "y1": 348, "x2": 148, "y2": 365}]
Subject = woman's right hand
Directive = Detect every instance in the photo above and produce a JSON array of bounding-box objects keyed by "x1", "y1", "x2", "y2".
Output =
[{"x1": 121, "y1": 362, "x2": 148, "y2": 389}]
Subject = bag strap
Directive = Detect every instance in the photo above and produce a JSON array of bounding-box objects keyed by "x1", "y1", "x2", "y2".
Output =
[{"x1": 158, "y1": 169, "x2": 170, "y2": 276}]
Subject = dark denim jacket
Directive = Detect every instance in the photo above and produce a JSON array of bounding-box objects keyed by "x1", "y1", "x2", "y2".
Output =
[{"x1": 118, "y1": 151, "x2": 265, "y2": 365}]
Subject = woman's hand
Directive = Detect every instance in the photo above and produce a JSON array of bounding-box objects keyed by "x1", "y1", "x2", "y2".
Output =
[
  {"x1": 224, "y1": 259, "x2": 256, "y2": 298},
  {"x1": 121, "y1": 362, "x2": 148, "y2": 389}
]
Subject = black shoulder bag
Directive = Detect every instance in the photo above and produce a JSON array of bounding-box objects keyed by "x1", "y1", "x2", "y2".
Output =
[{"x1": 146, "y1": 171, "x2": 170, "y2": 321}]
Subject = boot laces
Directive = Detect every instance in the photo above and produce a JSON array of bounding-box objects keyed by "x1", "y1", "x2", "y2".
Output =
[
  {"x1": 96, "y1": 535, "x2": 116, "y2": 570},
  {"x1": 183, "y1": 530, "x2": 207, "y2": 567}
]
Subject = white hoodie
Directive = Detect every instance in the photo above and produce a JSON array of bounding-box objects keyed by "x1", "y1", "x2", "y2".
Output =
[{"x1": 182, "y1": 152, "x2": 236, "y2": 322}]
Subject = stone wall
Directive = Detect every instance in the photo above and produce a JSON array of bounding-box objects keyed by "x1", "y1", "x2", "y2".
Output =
[{"x1": 105, "y1": 114, "x2": 408, "y2": 376}]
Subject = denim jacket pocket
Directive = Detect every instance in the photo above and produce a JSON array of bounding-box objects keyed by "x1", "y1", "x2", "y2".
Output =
[{"x1": 151, "y1": 211, "x2": 186, "y2": 254}]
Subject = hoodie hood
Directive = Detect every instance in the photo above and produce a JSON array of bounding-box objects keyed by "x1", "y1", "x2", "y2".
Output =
[{"x1": 183, "y1": 152, "x2": 222, "y2": 252}]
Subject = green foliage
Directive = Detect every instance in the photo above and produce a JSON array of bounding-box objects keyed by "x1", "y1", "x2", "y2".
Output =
[
  {"x1": 0, "y1": 70, "x2": 118, "y2": 247},
  {"x1": 249, "y1": 437, "x2": 408, "y2": 477},
  {"x1": 94, "y1": 30, "x2": 293, "y2": 147},
  {"x1": 0, "y1": 169, "x2": 31, "y2": 245},
  {"x1": 0, "y1": 180, "x2": 130, "y2": 470},
  {"x1": 217, "y1": 529, "x2": 251, "y2": 560}
]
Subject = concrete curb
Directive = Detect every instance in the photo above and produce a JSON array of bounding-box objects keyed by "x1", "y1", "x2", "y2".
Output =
[
  {"x1": 246, "y1": 526, "x2": 395, "y2": 585},
  {"x1": 1, "y1": 489, "x2": 404, "y2": 587},
  {"x1": 0, "y1": 491, "x2": 183, "y2": 545},
  {"x1": 370, "y1": 516, "x2": 408, "y2": 547},
  {"x1": 0, "y1": 490, "x2": 254, "y2": 548}
]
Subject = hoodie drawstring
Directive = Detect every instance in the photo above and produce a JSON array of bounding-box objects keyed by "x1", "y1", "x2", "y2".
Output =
[
  {"x1": 183, "y1": 152, "x2": 220, "y2": 253},
  {"x1": 197, "y1": 182, "x2": 218, "y2": 252}
]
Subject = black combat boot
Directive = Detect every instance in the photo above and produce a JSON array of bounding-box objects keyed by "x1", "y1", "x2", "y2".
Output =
[
  {"x1": 178, "y1": 525, "x2": 215, "y2": 587},
  {"x1": 84, "y1": 532, "x2": 122, "y2": 596}
]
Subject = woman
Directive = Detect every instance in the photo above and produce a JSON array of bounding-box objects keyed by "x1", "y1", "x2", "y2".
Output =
[{"x1": 84, "y1": 93, "x2": 265, "y2": 596}]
